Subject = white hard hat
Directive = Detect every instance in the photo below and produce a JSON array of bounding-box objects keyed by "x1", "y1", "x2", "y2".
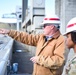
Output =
[
  {"x1": 64, "y1": 17, "x2": 76, "y2": 35},
  {"x1": 41, "y1": 14, "x2": 60, "y2": 27}
]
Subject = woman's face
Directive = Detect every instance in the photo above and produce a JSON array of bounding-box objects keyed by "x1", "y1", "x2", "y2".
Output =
[{"x1": 65, "y1": 33, "x2": 74, "y2": 49}]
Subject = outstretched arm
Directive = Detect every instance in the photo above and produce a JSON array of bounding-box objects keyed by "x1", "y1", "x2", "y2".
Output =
[{"x1": 0, "y1": 29, "x2": 40, "y2": 46}]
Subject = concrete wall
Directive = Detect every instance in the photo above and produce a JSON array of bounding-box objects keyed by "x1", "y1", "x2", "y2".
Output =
[
  {"x1": 55, "y1": 0, "x2": 76, "y2": 34},
  {"x1": 0, "y1": 34, "x2": 36, "y2": 74},
  {"x1": 0, "y1": 35, "x2": 14, "y2": 75}
]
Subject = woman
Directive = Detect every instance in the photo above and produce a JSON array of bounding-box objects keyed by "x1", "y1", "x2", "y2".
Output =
[{"x1": 63, "y1": 17, "x2": 76, "y2": 75}]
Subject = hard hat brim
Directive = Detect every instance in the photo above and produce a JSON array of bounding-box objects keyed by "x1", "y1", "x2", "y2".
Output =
[
  {"x1": 41, "y1": 21, "x2": 60, "y2": 25},
  {"x1": 63, "y1": 30, "x2": 76, "y2": 35}
]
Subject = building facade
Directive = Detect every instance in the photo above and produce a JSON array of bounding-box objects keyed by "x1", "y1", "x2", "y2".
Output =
[{"x1": 55, "y1": 0, "x2": 76, "y2": 34}]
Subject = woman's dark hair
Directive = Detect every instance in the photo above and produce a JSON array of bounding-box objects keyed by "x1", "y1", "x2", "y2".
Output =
[{"x1": 71, "y1": 31, "x2": 76, "y2": 43}]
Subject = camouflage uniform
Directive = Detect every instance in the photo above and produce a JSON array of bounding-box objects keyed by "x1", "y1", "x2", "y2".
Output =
[{"x1": 62, "y1": 54, "x2": 76, "y2": 75}]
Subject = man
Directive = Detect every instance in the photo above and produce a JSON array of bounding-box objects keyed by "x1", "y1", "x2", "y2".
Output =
[
  {"x1": 0, "y1": 14, "x2": 65, "y2": 75},
  {"x1": 62, "y1": 17, "x2": 76, "y2": 75}
]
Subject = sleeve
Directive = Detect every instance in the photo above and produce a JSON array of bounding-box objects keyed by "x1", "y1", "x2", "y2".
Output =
[
  {"x1": 8, "y1": 30, "x2": 40, "y2": 46},
  {"x1": 37, "y1": 40, "x2": 65, "y2": 69},
  {"x1": 68, "y1": 60, "x2": 76, "y2": 75}
]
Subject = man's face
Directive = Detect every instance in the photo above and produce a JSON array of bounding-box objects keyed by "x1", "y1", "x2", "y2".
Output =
[
  {"x1": 65, "y1": 33, "x2": 74, "y2": 49},
  {"x1": 43, "y1": 24, "x2": 56, "y2": 36}
]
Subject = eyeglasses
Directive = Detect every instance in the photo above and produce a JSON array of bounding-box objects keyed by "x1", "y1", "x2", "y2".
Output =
[{"x1": 43, "y1": 24, "x2": 60, "y2": 29}]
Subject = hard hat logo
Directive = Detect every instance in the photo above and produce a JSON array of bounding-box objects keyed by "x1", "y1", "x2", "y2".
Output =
[
  {"x1": 67, "y1": 23, "x2": 76, "y2": 28},
  {"x1": 44, "y1": 18, "x2": 60, "y2": 21},
  {"x1": 64, "y1": 17, "x2": 76, "y2": 35}
]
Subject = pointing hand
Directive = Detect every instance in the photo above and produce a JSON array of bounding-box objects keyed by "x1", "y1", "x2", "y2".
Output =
[{"x1": 0, "y1": 29, "x2": 10, "y2": 34}]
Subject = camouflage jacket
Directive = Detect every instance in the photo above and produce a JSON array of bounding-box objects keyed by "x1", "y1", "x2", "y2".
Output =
[{"x1": 62, "y1": 54, "x2": 76, "y2": 75}]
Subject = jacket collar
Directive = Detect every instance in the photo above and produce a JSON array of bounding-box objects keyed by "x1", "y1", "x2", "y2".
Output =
[
  {"x1": 37, "y1": 31, "x2": 61, "y2": 56},
  {"x1": 52, "y1": 30, "x2": 61, "y2": 39}
]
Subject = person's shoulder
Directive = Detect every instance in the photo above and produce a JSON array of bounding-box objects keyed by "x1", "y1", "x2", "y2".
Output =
[
  {"x1": 57, "y1": 34, "x2": 65, "y2": 42},
  {"x1": 59, "y1": 34, "x2": 65, "y2": 39}
]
